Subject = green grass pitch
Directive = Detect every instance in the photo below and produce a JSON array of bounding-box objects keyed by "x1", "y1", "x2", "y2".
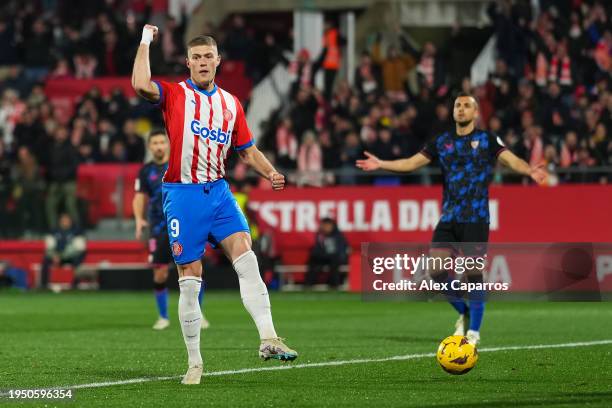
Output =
[{"x1": 1, "y1": 292, "x2": 611, "y2": 407}]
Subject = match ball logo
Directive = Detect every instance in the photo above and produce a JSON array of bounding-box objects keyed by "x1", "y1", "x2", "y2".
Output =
[
  {"x1": 172, "y1": 242, "x2": 183, "y2": 256},
  {"x1": 223, "y1": 109, "x2": 233, "y2": 121}
]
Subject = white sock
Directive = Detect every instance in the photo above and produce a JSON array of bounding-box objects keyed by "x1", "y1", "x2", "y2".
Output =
[
  {"x1": 178, "y1": 277, "x2": 203, "y2": 367},
  {"x1": 233, "y1": 250, "x2": 277, "y2": 340}
]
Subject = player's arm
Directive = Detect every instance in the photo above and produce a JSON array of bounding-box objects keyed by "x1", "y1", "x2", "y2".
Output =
[
  {"x1": 356, "y1": 151, "x2": 431, "y2": 173},
  {"x1": 498, "y1": 150, "x2": 547, "y2": 184},
  {"x1": 238, "y1": 145, "x2": 285, "y2": 191},
  {"x1": 132, "y1": 192, "x2": 149, "y2": 240},
  {"x1": 131, "y1": 24, "x2": 160, "y2": 102}
]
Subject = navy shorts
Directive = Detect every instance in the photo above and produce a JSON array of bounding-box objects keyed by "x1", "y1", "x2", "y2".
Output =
[{"x1": 431, "y1": 222, "x2": 489, "y2": 256}]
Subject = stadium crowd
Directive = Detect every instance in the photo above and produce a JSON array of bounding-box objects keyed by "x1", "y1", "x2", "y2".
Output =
[
  {"x1": 0, "y1": 0, "x2": 285, "y2": 236},
  {"x1": 262, "y1": 0, "x2": 612, "y2": 187},
  {"x1": 0, "y1": 0, "x2": 611, "y2": 236}
]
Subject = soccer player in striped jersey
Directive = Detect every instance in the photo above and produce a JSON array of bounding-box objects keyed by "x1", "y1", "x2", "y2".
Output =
[
  {"x1": 132, "y1": 25, "x2": 297, "y2": 385},
  {"x1": 357, "y1": 92, "x2": 547, "y2": 346}
]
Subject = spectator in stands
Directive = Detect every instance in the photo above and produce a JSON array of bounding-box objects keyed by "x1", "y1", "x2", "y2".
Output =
[
  {"x1": 0, "y1": 140, "x2": 16, "y2": 237},
  {"x1": 429, "y1": 102, "x2": 452, "y2": 138},
  {"x1": 160, "y1": 14, "x2": 187, "y2": 74},
  {"x1": 13, "y1": 146, "x2": 46, "y2": 235},
  {"x1": 223, "y1": 15, "x2": 252, "y2": 61},
  {"x1": 40, "y1": 213, "x2": 86, "y2": 289},
  {"x1": 319, "y1": 129, "x2": 340, "y2": 171},
  {"x1": 13, "y1": 107, "x2": 46, "y2": 160},
  {"x1": 45, "y1": 126, "x2": 80, "y2": 229},
  {"x1": 73, "y1": 51, "x2": 98, "y2": 79},
  {"x1": 321, "y1": 20, "x2": 344, "y2": 100},
  {"x1": 525, "y1": 126, "x2": 545, "y2": 168},
  {"x1": 339, "y1": 131, "x2": 363, "y2": 185},
  {"x1": 106, "y1": 88, "x2": 130, "y2": 126},
  {"x1": 297, "y1": 130, "x2": 323, "y2": 187},
  {"x1": 251, "y1": 33, "x2": 287, "y2": 82},
  {"x1": 108, "y1": 139, "x2": 128, "y2": 163},
  {"x1": 100, "y1": 29, "x2": 123, "y2": 76},
  {"x1": 275, "y1": 118, "x2": 298, "y2": 170},
  {"x1": 486, "y1": 0, "x2": 531, "y2": 77},
  {"x1": 95, "y1": 118, "x2": 118, "y2": 161},
  {"x1": 544, "y1": 144, "x2": 559, "y2": 173},
  {"x1": 289, "y1": 48, "x2": 324, "y2": 99},
  {"x1": 289, "y1": 86, "x2": 319, "y2": 140},
  {"x1": 415, "y1": 41, "x2": 446, "y2": 94},
  {"x1": 22, "y1": 18, "x2": 52, "y2": 81},
  {"x1": 71, "y1": 117, "x2": 97, "y2": 163},
  {"x1": 354, "y1": 51, "x2": 382, "y2": 99},
  {"x1": 371, "y1": 33, "x2": 415, "y2": 99},
  {"x1": 0, "y1": 66, "x2": 31, "y2": 98},
  {"x1": 560, "y1": 130, "x2": 579, "y2": 168},
  {"x1": 305, "y1": 217, "x2": 349, "y2": 289},
  {"x1": 589, "y1": 122, "x2": 609, "y2": 181},
  {"x1": 120, "y1": 119, "x2": 145, "y2": 162},
  {"x1": 0, "y1": 18, "x2": 18, "y2": 65},
  {"x1": 0, "y1": 88, "x2": 26, "y2": 147}
]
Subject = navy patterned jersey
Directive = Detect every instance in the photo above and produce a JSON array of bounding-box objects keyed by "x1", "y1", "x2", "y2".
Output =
[
  {"x1": 421, "y1": 129, "x2": 506, "y2": 223},
  {"x1": 135, "y1": 161, "x2": 168, "y2": 235}
]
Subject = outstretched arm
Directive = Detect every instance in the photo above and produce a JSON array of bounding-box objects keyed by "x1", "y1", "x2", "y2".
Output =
[
  {"x1": 131, "y1": 24, "x2": 160, "y2": 102},
  {"x1": 498, "y1": 150, "x2": 547, "y2": 184},
  {"x1": 238, "y1": 145, "x2": 285, "y2": 190},
  {"x1": 132, "y1": 192, "x2": 149, "y2": 240},
  {"x1": 356, "y1": 151, "x2": 431, "y2": 173}
]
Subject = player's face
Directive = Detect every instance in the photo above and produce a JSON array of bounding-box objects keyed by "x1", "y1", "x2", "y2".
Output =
[
  {"x1": 453, "y1": 96, "x2": 479, "y2": 126},
  {"x1": 187, "y1": 45, "x2": 221, "y2": 87},
  {"x1": 149, "y1": 134, "x2": 169, "y2": 162}
]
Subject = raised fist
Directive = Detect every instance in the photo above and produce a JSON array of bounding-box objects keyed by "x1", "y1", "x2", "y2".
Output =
[{"x1": 141, "y1": 24, "x2": 159, "y2": 45}]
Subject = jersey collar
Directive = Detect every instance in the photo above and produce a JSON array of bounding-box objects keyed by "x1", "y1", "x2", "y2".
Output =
[
  {"x1": 454, "y1": 127, "x2": 479, "y2": 138},
  {"x1": 186, "y1": 78, "x2": 217, "y2": 96}
]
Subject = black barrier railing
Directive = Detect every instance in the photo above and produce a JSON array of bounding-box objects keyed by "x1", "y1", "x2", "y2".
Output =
[{"x1": 238, "y1": 166, "x2": 612, "y2": 187}]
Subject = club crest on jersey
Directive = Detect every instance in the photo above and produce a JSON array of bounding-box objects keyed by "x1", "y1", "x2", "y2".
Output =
[
  {"x1": 470, "y1": 140, "x2": 479, "y2": 149},
  {"x1": 172, "y1": 242, "x2": 183, "y2": 256},
  {"x1": 223, "y1": 109, "x2": 233, "y2": 121},
  {"x1": 190, "y1": 120, "x2": 229, "y2": 144}
]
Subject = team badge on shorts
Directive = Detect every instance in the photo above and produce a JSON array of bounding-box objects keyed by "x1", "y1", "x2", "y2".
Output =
[
  {"x1": 223, "y1": 109, "x2": 233, "y2": 121},
  {"x1": 470, "y1": 140, "x2": 479, "y2": 149},
  {"x1": 172, "y1": 242, "x2": 183, "y2": 256}
]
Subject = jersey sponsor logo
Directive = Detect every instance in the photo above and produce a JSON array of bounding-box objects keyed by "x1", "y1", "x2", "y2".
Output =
[
  {"x1": 223, "y1": 109, "x2": 233, "y2": 121},
  {"x1": 470, "y1": 140, "x2": 479, "y2": 149},
  {"x1": 190, "y1": 120, "x2": 229, "y2": 144},
  {"x1": 172, "y1": 241, "x2": 183, "y2": 256}
]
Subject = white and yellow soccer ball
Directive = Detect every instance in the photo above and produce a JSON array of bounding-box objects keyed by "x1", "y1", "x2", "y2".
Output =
[{"x1": 436, "y1": 335, "x2": 479, "y2": 375}]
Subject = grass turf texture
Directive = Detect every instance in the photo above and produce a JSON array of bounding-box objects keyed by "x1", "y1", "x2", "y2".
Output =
[{"x1": 1, "y1": 292, "x2": 611, "y2": 407}]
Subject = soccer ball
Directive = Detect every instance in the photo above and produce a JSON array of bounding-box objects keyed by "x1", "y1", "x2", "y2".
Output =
[{"x1": 436, "y1": 335, "x2": 478, "y2": 375}]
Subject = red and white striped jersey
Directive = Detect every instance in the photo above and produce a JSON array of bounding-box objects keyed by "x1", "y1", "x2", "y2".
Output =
[{"x1": 153, "y1": 79, "x2": 254, "y2": 184}]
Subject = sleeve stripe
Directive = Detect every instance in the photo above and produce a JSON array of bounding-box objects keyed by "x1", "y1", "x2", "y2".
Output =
[
  {"x1": 495, "y1": 147, "x2": 508, "y2": 158},
  {"x1": 419, "y1": 149, "x2": 433, "y2": 160},
  {"x1": 151, "y1": 80, "x2": 163, "y2": 107},
  {"x1": 234, "y1": 140, "x2": 254, "y2": 151}
]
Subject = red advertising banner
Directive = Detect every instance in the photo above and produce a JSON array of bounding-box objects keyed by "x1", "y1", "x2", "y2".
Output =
[{"x1": 248, "y1": 185, "x2": 612, "y2": 248}]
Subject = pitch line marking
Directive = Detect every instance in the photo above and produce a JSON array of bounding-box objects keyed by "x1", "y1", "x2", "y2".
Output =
[{"x1": 2, "y1": 339, "x2": 611, "y2": 394}]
